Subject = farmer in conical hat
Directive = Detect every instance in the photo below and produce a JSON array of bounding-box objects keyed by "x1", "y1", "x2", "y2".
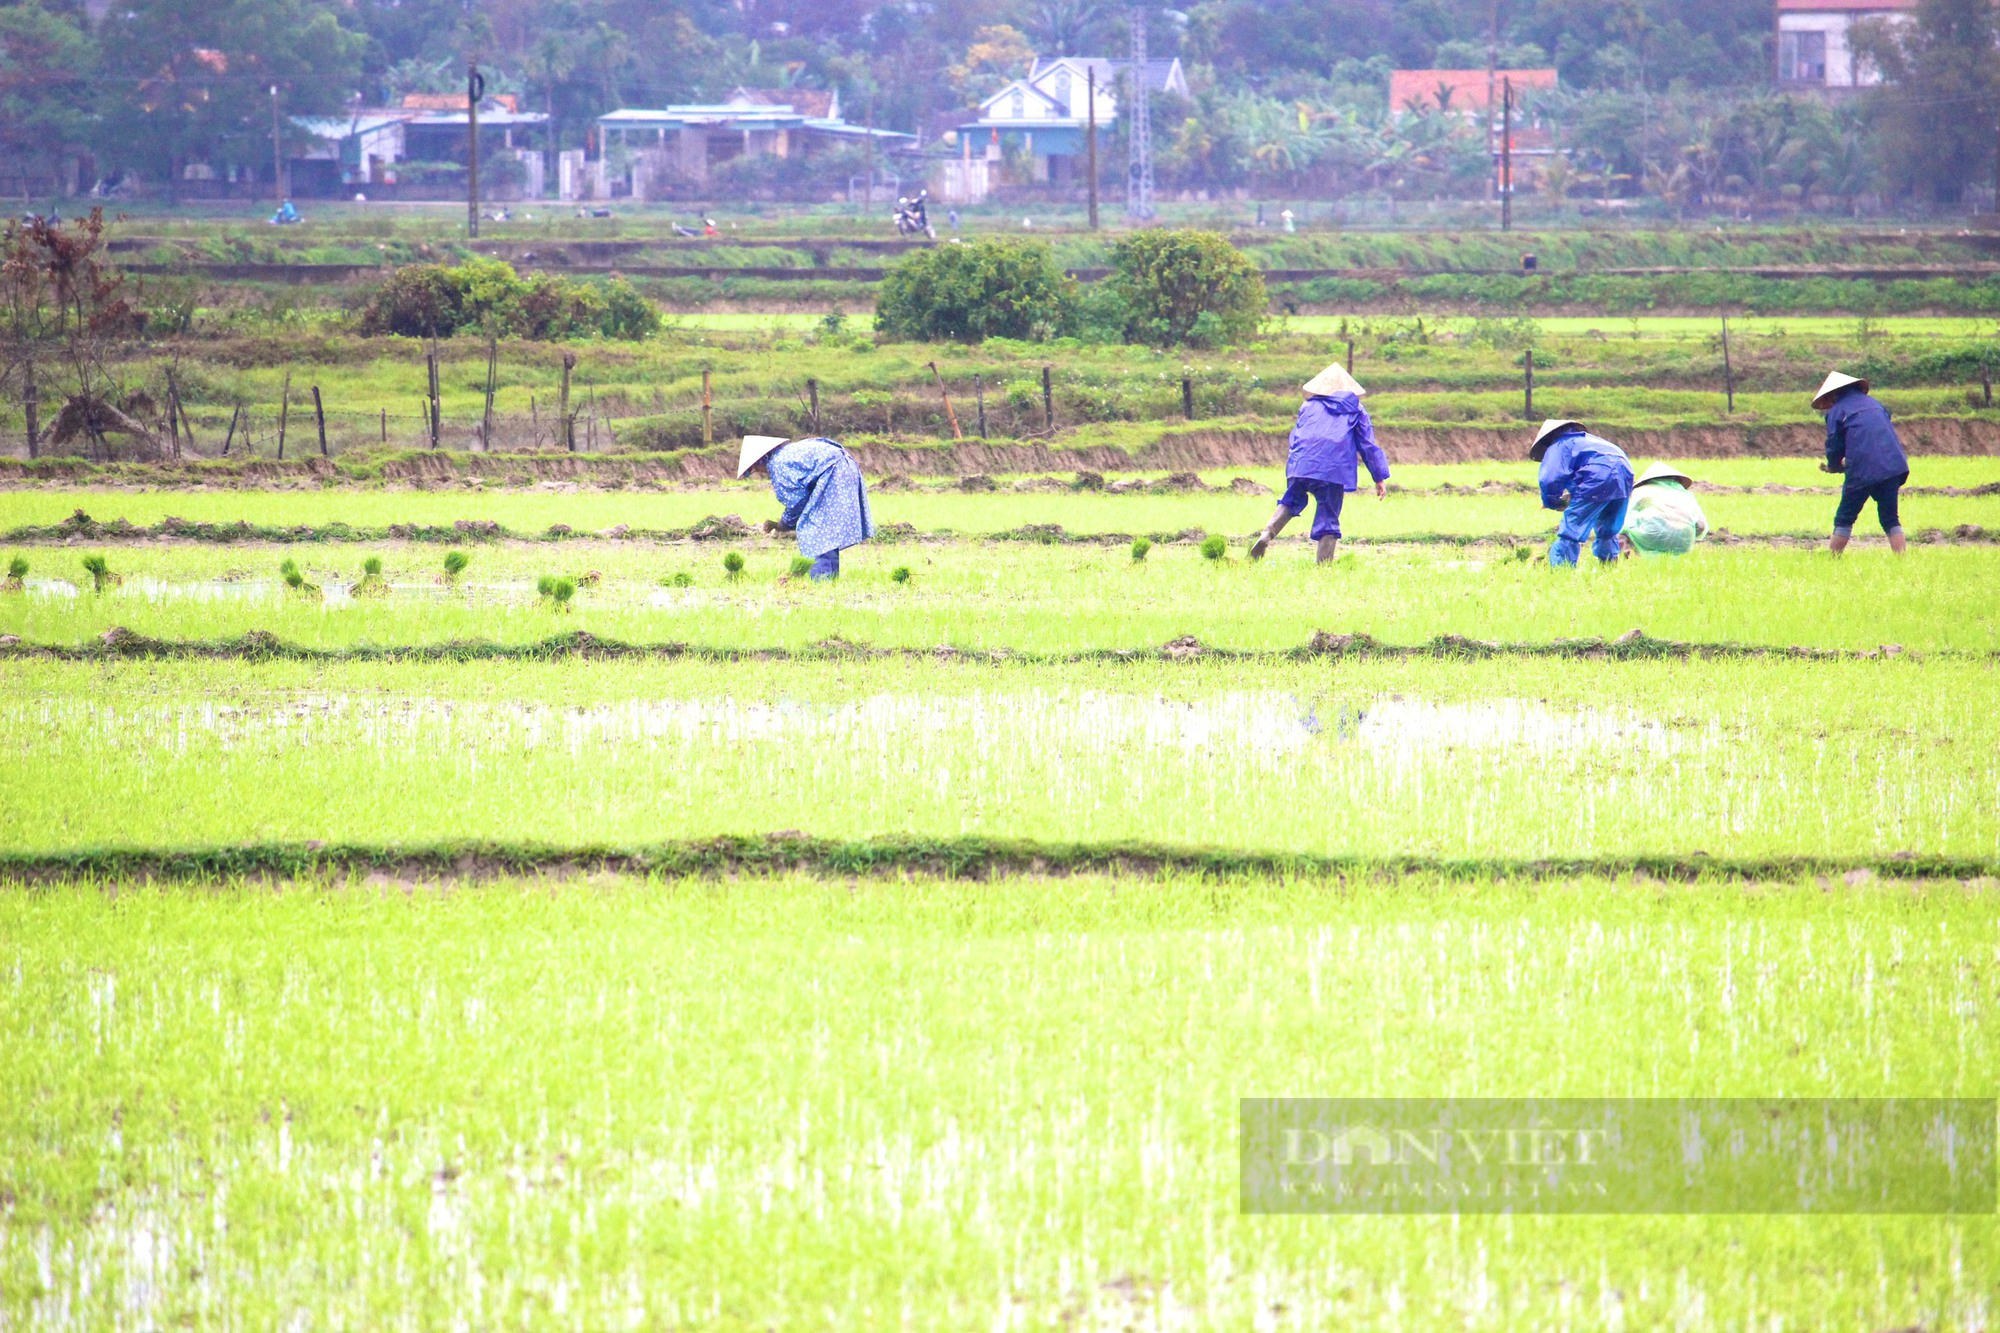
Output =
[
  {"x1": 738, "y1": 434, "x2": 875, "y2": 580},
  {"x1": 1622, "y1": 462, "x2": 1710, "y2": 556},
  {"x1": 1530, "y1": 419, "x2": 1633, "y2": 566},
  {"x1": 1813, "y1": 371, "x2": 1908, "y2": 556},
  {"x1": 1248, "y1": 360, "x2": 1389, "y2": 564}
]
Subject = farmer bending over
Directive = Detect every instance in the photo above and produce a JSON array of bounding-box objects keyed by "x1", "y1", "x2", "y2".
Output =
[
  {"x1": 1530, "y1": 419, "x2": 1633, "y2": 566},
  {"x1": 1249, "y1": 362, "x2": 1389, "y2": 563},
  {"x1": 1622, "y1": 463, "x2": 1709, "y2": 556},
  {"x1": 738, "y1": 435, "x2": 876, "y2": 580},
  {"x1": 1813, "y1": 371, "x2": 1908, "y2": 556}
]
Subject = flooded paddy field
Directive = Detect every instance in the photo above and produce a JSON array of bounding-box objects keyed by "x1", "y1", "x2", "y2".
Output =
[
  {"x1": 2, "y1": 874, "x2": 1995, "y2": 1328},
  {"x1": 4, "y1": 466, "x2": 1997, "y2": 1329},
  {"x1": 4, "y1": 541, "x2": 1997, "y2": 654}
]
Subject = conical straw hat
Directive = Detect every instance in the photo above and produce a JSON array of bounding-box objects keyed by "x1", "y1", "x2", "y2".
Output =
[
  {"x1": 1528, "y1": 419, "x2": 1583, "y2": 461},
  {"x1": 1302, "y1": 363, "x2": 1366, "y2": 398},
  {"x1": 1633, "y1": 462, "x2": 1695, "y2": 489},
  {"x1": 1811, "y1": 371, "x2": 1868, "y2": 411},
  {"x1": 737, "y1": 434, "x2": 789, "y2": 477}
]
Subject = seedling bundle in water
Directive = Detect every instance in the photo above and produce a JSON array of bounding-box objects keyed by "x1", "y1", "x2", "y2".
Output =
[
  {"x1": 538, "y1": 575, "x2": 577, "y2": 609},
  {"x1": 81, "y1": 554, "x2": 119, "y2": 593},
  {"x1": 1131, "y1": 538, "x2": 1153, "y2": 562},
  {"x1": 1200, "y1": 535, "x2": 1228, "y2": 562},
  {"x1": 2, "y1": 556, "x2": 25, "y2": 593},
  {"x1": 723, "y1": 552, "x2": 747, "y2": 579},
  {"x1": 441, "y1": 550, "x2": 471, "y2": 587},
  {"x1": 353, "y1": 557, "x2": 390, "y2": 598},
  {"x1": 892, "y1": 566, "x2": 912, "y2": 584},
  {"x1": 279, "y1": 558, "x2": 321, "y2": 599},
  {"x1": 663, "y1": 572, "x2": 695, "y2": 588},
  {"x1": 790, "y1": 556, "x2": 814, "y2": 578}
]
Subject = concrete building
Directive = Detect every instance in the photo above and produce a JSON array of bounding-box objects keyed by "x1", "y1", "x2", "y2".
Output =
[
  {"x1": 291, "y1": 94, "x2": 548, "y2": 197},
  {"x1": 1776, "y1": 0, "x2": 1915, "y2": 89},
  {"x1": 955, "y1": 56, "x2": 1187, "y2": 185},
  {"x1": 1388, "y1": 68, "x2": 1559, "y2": 117},
  {"x1": 593, "y1": 98, "x2": 906, "y2": 196}
]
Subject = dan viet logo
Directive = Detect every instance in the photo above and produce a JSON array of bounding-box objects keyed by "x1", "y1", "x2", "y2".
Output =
[{"x1": 1292, "y1": 1123, "x2": 1607, "y2": 1169}]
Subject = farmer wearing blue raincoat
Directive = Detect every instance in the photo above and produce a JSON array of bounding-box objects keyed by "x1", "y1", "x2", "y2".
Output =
[
  {"x1": 738, "y1": 435, "x2": 875, "y2": 580},
  {"x1": 1530, "y1": 419, "x2": 1634, "y2": 566},
  {"x1": 1249, "y1": 362, "x2": 1390, "y2": 563},
  {"x1": 1812, "y1": 370, "x2": 1909, "y2": 557}
]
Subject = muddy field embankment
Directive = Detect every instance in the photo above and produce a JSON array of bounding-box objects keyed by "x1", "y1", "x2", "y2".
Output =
[{"x1": 4, "y1": 417, "x2": 1996, "y2": 488}]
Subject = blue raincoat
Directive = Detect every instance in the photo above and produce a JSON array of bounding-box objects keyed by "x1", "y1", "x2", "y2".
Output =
[
  {"x1": 1286, "y1": 394, "x2": 1390, "y2": 490},
  {"x1": 767, "y1": 437, "x2": 874, "y2": 560},
  {"x1": 1537, "y1": 427, "x2": 1634, "y2": 566},
  {"x1": 1823, "y1": 386, "x2": 1908, "y2": 488}
]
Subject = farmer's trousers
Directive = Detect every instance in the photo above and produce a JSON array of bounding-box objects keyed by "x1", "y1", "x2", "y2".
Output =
[
  {"x1": 1832, "y1": 471, "x2": 1907, "y2": 537},
  {"x1": 1550, "y1": 498, "x2": 1629, "y2": 566},
  {"x1": 808, "y1": 549, "x2": 841, "y2": 580}
]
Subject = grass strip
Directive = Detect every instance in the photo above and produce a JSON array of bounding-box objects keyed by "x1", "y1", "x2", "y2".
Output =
[
  {"x1": 0, "y1": 626, "x2": 1960, "y2": 664},
  {"x1": 3, "y1": 835, "x2": 1992, "y2": 885}
]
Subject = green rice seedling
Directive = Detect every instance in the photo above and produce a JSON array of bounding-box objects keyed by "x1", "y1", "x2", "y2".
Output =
[
  {"x1": 352, "y1": 556, "x2": 390, "y2": 598},
  {"x1": 891, "y1": 565, "x2": 912, "y2": 584},
  {"x1": 663, "y1": 572, "x2": 695, "y2": 588},
  {"x1": 790, "y1": 556, "x2": 814, "y2": 578},
  {"x1": 278, "y1": 558, "x2": 321, "y2": 599},
  {"x1": 723, "y1": 552, "x2": 746, "y2": 579},
  {"x1": 1514, "y1": 545, "x2": 1534, "y2": 561},
  {"x1": 80, "y1": 554, "x2": 119, "y2": 593},
  {"x1": 1200, "y1": 534, "x2": 1228, "y2": 561},
  {"x1": 1131, "y1": 537, "x2": 1152, "y2": 562},
  {"x1": 440, "y1": 549, "x2": 471, "y2": 587},
  {"x1": 1, "y1": 555, "x2": 24, "y2": 593},
  {"x1": 538, "y1": 575, "x2": 577, "y2": 609}
]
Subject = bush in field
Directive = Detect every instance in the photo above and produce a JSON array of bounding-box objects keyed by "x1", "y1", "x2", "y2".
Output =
[
  {"x1": 359, "y1": 258, "x2": 657, "y2": 341},
  {"x1": 875, "y1": 240, "x2": 1078, "y2": 343},
  {"x1": 1200, "y1": 534, "x2": 1228, "y2": 561},
  {"x1": 1107, "y1": 230, "x2": 1267, "y2": 348},
  {"x1": 1130, "y1": 537, "x2": 1152, "y2": 562}
]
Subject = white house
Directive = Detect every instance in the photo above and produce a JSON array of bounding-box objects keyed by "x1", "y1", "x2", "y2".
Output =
[
  {"x1": 957, "y1": 56, "x2": 1186, "y2": 183},
  {"x1": 1776, "y1": 0, "x2": 1914, "y2": 89}
]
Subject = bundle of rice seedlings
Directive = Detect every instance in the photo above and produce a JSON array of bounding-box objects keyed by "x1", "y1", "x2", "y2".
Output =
[
  {"x1": 538, "y1": 575, "x2": 577, "y2": 610},
  {"x1": 1, "y1": 556, "x2": 25, "y2": 594},
  {"x1": 1199, "y1": 535, "x2": 1228, "y2": 562},
  {"x1": 441, "y1": 550, "x2": 471, "y2": 587},
  {"x1": 662, "y1": 572, "x2": 695, "y2": 588},
  {"x1": 891, "y1": 566, "x2": 912, "y2": 584},
  {"x1": 353, "y1": 556, "x2": 391, "y2": 598},
  {"x1": 723, "y1": 552, "x2": 746, "y2": 579},
  {"x1": 789, "y1": 556, "x2": 814, "y2": 578},
  {"x1": 279, "y1": 558, "x2": 321, "y2": 599},
  {"x1": 1130, "y1": 538, "x2": 1153, "y2": 562},
  {"x1": 81, "y1": 554, "x2": 120, "y2": 593}
]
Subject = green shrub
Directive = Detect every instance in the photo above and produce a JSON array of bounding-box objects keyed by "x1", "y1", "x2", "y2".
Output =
[
  {"x1": 358, "y1": 258, "x2": 657, "y2": 341},
  {"x1": 875, "y1": 240, "x2": 1078, "y2": 342},
  {"x1": 1131, "y1": 537, "x2": 1152, "y2": 562},
  {"x1": 1109, "y1": 230, "x2": 1267, "y2": 348},
  {"x1": 1200, "y1": 534, "x2": 1229, "y2": 561}
]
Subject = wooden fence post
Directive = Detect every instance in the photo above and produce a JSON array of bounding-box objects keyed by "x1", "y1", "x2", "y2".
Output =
[
  {"x1": 481, "y1": 335, "x2": 498, "y2": 450},
  {"x1": 974, "y1": 374, "x2": 987, "y2": 439},
  {"x1": 222, "y1": 404, "x2": 240, "y2": 456},
  {"x1": 312, "y1": 385, "x2": 329, "y2": 456},
  {"x1": 807, "y1": 377, "x2": 820, "y2": 434},
  {"x1": 701, "y1": 369, "x2": 713, "y2": 448},
  {"x1": 1983, "y1": 360, "x2": 1992, "y2": 408},
  {"x1": 1041, "y1": 365, "x2": 1054, "y2": 432},
  {"x1": 1721, "y1": 316, "x2": 1735, "y2": 415},
  {"x1": 927, "y1": 361, "x2": 963, "y2": 440},
  {"x1": 380, "y1": 408, "x2": 387, "y2": 443},
  {"x1": 1181, "y1": 374, "x2": 1195, "y2": 420},
  {"x1": 426, "y1": 346, "x2": 442, "y2": 449},
  {"x1": 1523, "y1": 349, "x2": 1535, "y2": 421},
  {"x1": 177, "y1": 395, "x2": 198, "y2": 455},
  {"x1": 22, "y1": 357, "x2": 37, "y2": 460},
  {"x1": 276, "y1": 371, "x2": 291, "y2": 459},
  {"x1": 1346, "y1": 338, "x2": 1355, "y2": 374},
  {"x1": 559, "y1": 351, "x2": 576, "y2": 452}
]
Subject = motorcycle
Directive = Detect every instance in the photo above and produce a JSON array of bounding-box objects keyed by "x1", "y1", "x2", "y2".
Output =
[{"x1": 893, "y1": 191, "x2": 935, "y2": 240}]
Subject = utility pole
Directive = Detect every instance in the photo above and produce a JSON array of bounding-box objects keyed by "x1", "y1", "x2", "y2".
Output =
[
  {"x1": 467, "y1": 63, "x2": 484, "y2": 239},
  {"x1": 1086, "y1": 66, "x2": 1100, "y2": 230},
  {"x1": 1501, "y1": 78, "x2": 1513, "y2": 232},
  {"x1": 1486, "y1": 0, "x2": 1500, "y2": 202},
  {"x1": 864, "y1": 88, "x2": 875, "y2": 211},
  {"x1": 270, "y1": 85, "x2": 284, "y2": 202},
  {"x1": 1125, "y1": 7, "x2": 1153, "y2": 220}
]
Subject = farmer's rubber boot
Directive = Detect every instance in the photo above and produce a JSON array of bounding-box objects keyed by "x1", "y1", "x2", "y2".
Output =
[
  {"x1": 1249, "y1": 508, "x2": 1296, "y2": 561},
  {"x1": 1316, "y1": 536, "x2": 1339, "y2": 564}
]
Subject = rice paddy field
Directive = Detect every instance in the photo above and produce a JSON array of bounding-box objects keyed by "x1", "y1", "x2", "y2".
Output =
[{"x1": 3, "y1": 450, "x2": 1998, "y2": 1327}]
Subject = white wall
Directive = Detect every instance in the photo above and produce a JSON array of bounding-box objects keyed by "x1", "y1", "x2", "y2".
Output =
[{"x1": 1779, "y1": 12, "x2": 1904, "y2": 88}]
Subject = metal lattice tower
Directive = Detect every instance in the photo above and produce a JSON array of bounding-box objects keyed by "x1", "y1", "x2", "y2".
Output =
[{"x1": 1125, "y1": 6, "x2": 1154, "y2": 219}]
